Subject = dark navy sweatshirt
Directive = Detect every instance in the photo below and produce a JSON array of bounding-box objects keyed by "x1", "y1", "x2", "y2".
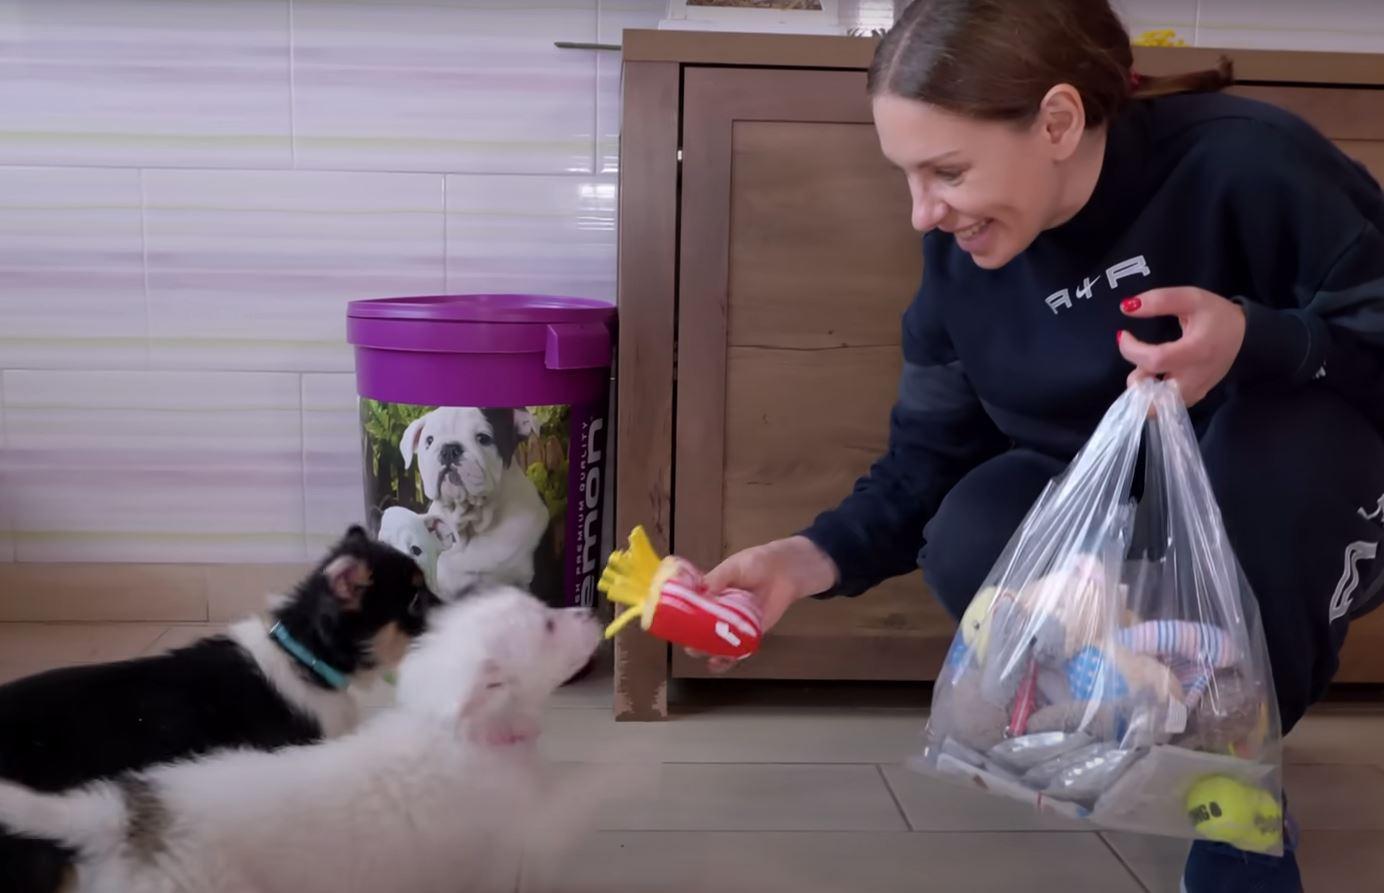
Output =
[{"x1": 803, "y1": 91, "x2": 1384, "y2": 598}]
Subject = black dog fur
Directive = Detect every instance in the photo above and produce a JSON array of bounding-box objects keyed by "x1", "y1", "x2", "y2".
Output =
[{"x1": 0, "y1": 526, "x2": 440, "y2": 893}]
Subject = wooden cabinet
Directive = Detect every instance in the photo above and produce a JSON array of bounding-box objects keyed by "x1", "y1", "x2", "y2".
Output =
[{"x1": 614, "y1": 32, "x2": 1384, "y2": 720}]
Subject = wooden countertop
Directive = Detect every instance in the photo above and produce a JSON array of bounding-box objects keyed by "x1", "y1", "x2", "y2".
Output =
[{"x1": 622, "y1": 29, "x2": 1384, "y2": 86}]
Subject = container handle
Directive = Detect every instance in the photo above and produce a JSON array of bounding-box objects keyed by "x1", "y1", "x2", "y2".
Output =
[{"x1": 545, "y1": 322, "x2": 612, "y2": 371}]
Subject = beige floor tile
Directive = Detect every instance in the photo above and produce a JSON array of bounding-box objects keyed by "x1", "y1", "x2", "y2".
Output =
[
  {"x1": 0, "y1": 563, "x2": 206, "y2": 621},
  {"x1": 0, "y1": 623, "x2": 170, "y2": 683},
  {"x1": 143, "y1": 623, "x2": 225, "y2": 654},
  {"x1": 880, "y1": 763, "x2": 1089, "y2": 832},
  {"x1": 1298, "y1": 830, "x2": 1384, "y2": 891},
  {"x1": 593, "y1": 763, "x2": 907, "y2": 832},
  {"x1": 1284, "y1": 763, "x2": 1384, "y2": 830},
  {"x1": 1102, "y1": 831, "x2": 1189, "y2": 893},
  {"x1": 552, "y1": 647, "x2": 614, "y2": 710},
  {"x1": 205, "y1": 563, "x2": 309, "y2": 622},
  {"x1": 541, "y1": 706, "x2": 923, "y2": 765},
  {"x1": 525, "y1": 831, "x2": 1143, "y2": 893},
  {"x1": 1286, "y1": 709, "x2": 1384, "y2": 768}
]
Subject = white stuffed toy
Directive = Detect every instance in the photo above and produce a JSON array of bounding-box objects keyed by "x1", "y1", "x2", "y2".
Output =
[{"x1": 378, "y1": 506, "x2": 456, "y2": 595}]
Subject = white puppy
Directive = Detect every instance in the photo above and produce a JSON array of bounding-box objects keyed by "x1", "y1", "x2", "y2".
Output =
[
  {"x1": 0, "y1": 589, "x2": 602, "y2": 893},
  {"x1": 400, "y1": 407, "x2": 549, "y2": 597},
  {"x1": 376, "y1": 505, "x2": 455, "y2": 594}
]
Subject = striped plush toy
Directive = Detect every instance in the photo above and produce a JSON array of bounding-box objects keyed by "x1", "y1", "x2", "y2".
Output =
[{"x1": 1116, "y1": 621, "x2": 1240, "y2": 707}]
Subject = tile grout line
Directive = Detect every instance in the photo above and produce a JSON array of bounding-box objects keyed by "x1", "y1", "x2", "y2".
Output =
[
  {"x1": 1098, "y1": 832, "x2": 1155, "y2": 893},
  {"x1": 876, "y1": 763, "x2": 914, "y2": 830},
  {"x1": 591, "y1": 1, "x2": 601, "y2": 176}
]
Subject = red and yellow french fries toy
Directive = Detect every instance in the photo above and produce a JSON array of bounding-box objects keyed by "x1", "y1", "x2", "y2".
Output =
[{"x1": 600, "y1": 527, "x2": 763, "y2": 660}]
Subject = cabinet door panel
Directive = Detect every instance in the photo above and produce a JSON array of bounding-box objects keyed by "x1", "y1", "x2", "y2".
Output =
[{"x1": 676, "y1": 68, "x2": 948, "y2": 680}]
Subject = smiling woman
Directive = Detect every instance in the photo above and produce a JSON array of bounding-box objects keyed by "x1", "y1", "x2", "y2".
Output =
[
  {"x1": 686, "y1": 2, "x2": 1384, "y2": 890},
  {"x1": 865, "y1": 0, "x2": 1230, "y2": 268}
]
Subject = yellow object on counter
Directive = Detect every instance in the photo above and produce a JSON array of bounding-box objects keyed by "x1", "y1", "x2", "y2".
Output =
[{"x1": 1134, "y1": 29, "x2": 1187, "y2": 47}]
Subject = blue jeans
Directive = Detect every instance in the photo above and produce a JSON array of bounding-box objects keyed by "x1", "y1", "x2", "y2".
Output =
[{"x1": 1183, "y1": 809, "x2": 1302, "y2": 893}]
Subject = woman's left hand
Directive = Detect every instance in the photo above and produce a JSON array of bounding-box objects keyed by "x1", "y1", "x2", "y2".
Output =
[{"x1": 1117, "y1": 287, "x2": 1246, "y2": 406}]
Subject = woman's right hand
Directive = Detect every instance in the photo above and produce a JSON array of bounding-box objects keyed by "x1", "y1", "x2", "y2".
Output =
[{"x1": 686, "y1": 535, "x2": 839, "y2": 673}]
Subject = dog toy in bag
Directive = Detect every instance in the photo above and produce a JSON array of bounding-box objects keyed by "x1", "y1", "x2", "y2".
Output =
[
  {"x1": 600, "y1": 527, "x2": 763, "y2": 660},
  {"x1": 914, "y1": 381, "x2": 1285, "y2": 853}
]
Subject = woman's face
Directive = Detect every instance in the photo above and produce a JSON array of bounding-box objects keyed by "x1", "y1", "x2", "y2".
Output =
[{"x1": 872, "y1": 94, "x2": 1076, "y2": 270}]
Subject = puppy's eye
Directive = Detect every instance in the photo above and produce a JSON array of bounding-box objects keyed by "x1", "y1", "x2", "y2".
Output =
[
  {"x1": 544, "y1": 618, "x2": 555, "y2": 634},
  {"x1": 425, "y1": 436, "x2": 434, "y2": 447},
  {"x1": 410, "y1": 546, "x2": 423, "y2": 556},
  {"x1": 477, "y1": 433, "x2": 493, "y2": 447}
]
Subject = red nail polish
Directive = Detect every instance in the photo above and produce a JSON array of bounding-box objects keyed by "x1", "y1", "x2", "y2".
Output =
[
  {"x1": 1122, "y1": 297, "x2": 1142, "y2": 313},
  {"x1": 1117, "y1": 331, "x2": 1124, "y2": 344}
]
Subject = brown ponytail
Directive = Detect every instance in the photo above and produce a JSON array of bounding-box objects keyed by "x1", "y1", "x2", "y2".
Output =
[
  {"x1": 871, "y1": 0, "x2": 1234, "y2": 126},
  {"x1": 1130, "y1": 55, "x2": 1235, "y2": 100}
]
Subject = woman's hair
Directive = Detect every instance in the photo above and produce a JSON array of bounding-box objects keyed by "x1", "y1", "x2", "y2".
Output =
[{"x1": 869, "y1": 0, "x2": 1233, "y2": 127}]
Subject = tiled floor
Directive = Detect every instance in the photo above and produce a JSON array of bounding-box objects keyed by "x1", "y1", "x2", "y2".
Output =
[{"x1": 3, "y1": 622, "x2": 1384, "y2": 892}]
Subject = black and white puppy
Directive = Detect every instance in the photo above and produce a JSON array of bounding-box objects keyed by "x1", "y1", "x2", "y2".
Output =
[
  {"x1": 0, "y1": 588, "x2": 606, "y2": 893},
  {"x1": 0, "y1": 525, "x2": 439, "y2": 893}
]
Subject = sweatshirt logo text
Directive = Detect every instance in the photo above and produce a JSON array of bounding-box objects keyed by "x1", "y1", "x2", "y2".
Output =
[{"x1": 1045, "y1": 255, "x2": 1151, "y2": 314}]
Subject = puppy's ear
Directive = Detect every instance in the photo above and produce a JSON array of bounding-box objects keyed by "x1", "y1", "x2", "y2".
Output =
[
  {"x1": 400, "y1": 416, "x2": 428, "y2": 470},
  {"x1": 459, "y1": 659, "x2": 510, "y2": 720},
  {"x1": 481, "y1": 407, "x2": 521, "y2": 467},
  {"x1": 459, "y1": 660, "x2": 539, "y2": 745},
  {"x1": 323, "y1": 554, "x2": 372, "y2": 611},
  {"x1": 424, "y1": 514, "x2": 457, "y2": 549}
]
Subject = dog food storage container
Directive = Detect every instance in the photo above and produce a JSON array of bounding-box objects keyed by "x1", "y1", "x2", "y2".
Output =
[{"x1": 347, "y1": 294, "x2": 615, "y2": 611}]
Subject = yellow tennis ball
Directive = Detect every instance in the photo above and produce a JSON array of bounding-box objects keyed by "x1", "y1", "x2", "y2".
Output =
[{"x1": 1186, "y1": 776, "x2": 1282, "y2": 853}]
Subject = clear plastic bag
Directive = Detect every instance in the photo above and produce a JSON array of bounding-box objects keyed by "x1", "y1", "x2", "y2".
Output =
[{"x1": 914, "y1": 380, "x2": 1284, "y2": 853}]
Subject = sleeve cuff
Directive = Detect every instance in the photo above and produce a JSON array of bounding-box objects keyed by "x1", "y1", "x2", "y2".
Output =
[
  {"x1": 798, "y1": 518, "x2": 866, "y2": 600},
  {"x1": 1229, "y1": 299, "x2": 1323, "y2": 384}
]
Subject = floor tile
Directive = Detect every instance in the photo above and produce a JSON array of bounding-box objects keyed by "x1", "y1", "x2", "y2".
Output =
[
  {"x1": 1298, "y1": 830, "x2": 1384, "y2": 891},
  {"x1": 0, "y1": 564, "x2": 206, "y2": 622},
  {"x1": 881, "y1": 763, "x2": 1089, "y2": 832},
  {"x1": 205, "y1": 563, "x2": 309, "y2": 623},
  {"x1": 553, "y1": 648, "x2": 615, "y2": 711},
  {"x1": 526, "y1": 830, "x2": 1143, "y2": 893},
  {"x1": 1102, "y1": 831, "x2": 1189, "y2": 893},
  {"x1": 594, "y1": 763, "x2": 907, "y2": 832},
  {"x1": 1284, "y1": 763, "x2": 1384, "y2": 830},
  {"x1": 542, "y1": 705, "x2": 923, "y2": 765},
  {"x1": 143, "y1": 624, "x2": 225, "y2": 655},
  {"x1": 1286, "y1": 709, "x2": 1384, "y2": 769},
  {"x1": 0, "y1": 623, "x2": 169, "y2": 683}
]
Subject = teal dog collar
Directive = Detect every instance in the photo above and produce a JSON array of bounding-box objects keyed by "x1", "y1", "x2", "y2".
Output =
[{"x1": 268, "y1": 622, "x2": 349, "y2": 691}]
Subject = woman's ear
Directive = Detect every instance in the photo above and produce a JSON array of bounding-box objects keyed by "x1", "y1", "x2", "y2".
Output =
[{"x1": 1036, "y1": 83, "x2": 1087, "y2": 161}]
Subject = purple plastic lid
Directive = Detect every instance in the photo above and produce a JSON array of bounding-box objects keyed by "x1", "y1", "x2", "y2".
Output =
[
  {"x1": 347, "y1": 294, "x2": 616, "y2": 371},
  {"x1": 348, "y1": 293, "x2": 614, "y2": 324}
]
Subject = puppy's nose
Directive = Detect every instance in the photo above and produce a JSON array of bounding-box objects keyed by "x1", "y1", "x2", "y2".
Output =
[{"x1": 438, "y1": 442, "x2": 464, "y2": 466}]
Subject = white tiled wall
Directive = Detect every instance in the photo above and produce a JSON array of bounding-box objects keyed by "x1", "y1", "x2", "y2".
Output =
[{"x1": 0, "y1": 0, "x2": 1378, "y2": 566}]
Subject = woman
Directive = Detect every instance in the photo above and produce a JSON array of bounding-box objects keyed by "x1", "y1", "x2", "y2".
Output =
[{"x1": 694, "y1": 1, "x2": 1384, "y2": 889}]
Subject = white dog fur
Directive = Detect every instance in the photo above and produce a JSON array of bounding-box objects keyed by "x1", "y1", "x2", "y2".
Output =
[
  {"x1": 0, "y1": 588, "x2": 604, "y2": 893},
  {"x1": 376, "y1": 505, "x2": 456, "y2": 594},
  {"x1": 400, "y1": 407, "x2": 549, "y2": 598}
]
